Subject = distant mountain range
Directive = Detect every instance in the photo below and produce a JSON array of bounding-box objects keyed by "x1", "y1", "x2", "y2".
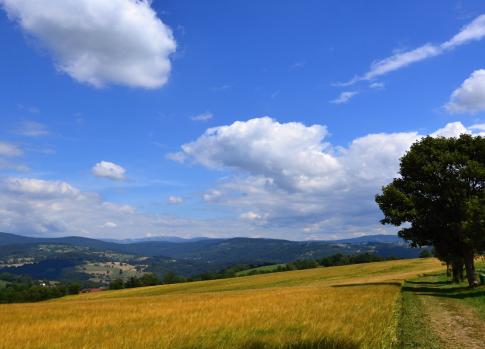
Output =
[
  {"x1": 0, "y1": 232, "x2": 113, "y2": 248},
  {"x1": 103, "y1": 234, "x2": 405, "y2": 245},
  {"x1": 0, "y1": 232, "x2": 422, "y2": 281},
  {"x1": 328, "y1": 234, "x2": 405, "y2": 244},
  {"x1": 0, "y1": 232, "x2": 405, "y2": 247},
  {"x1": 0, "y1": 232, "x2": 412, "y2": 264},
  {"x1": 102, "y1": 236, "x2": 213, "y2": 244}
]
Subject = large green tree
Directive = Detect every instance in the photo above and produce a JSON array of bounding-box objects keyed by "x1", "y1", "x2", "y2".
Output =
[{"x1": 376, "y1": 134, "x2": 485, "y2": 287}]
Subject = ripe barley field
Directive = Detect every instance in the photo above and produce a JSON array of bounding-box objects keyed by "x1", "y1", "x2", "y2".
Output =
[{"x1": 0, "y1": 258, "x2": 443, "y2": 349}]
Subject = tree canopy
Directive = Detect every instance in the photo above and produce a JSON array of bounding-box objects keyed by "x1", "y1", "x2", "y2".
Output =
[{"x1": 376, "y1": 134, "x2": 485, "y2": 287}]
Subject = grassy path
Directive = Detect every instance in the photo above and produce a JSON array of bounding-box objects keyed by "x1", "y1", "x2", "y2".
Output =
[
  {"x1": 421, "y1": 294, "x2": 485, "y2": 349},
  {"x1": 399, "y1": 270, "x2": 485, "y2": 349}
]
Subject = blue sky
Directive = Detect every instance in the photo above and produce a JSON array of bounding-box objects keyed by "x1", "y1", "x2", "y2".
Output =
[{"x1": 0, "y1": 0, "x2": 485, "y2": 240}]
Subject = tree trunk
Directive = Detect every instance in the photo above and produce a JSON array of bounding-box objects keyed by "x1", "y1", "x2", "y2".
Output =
[
  {"x1": 463, "y1": 249, "x2": 477, "y2": 288},
  {"x1": 459, "y1": 266, "x2": 465, "y2": 282},
  {"x1": 451, "y1": 260, "x2": 463, "y2": 283}
]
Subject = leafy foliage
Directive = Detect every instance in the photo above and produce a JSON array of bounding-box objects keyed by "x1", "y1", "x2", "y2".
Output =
[
  {"x1": 376, "y1": 135, "x2": 485, "y2": 286},
  {"x1": 0, "y1": 273, "x2": 80, "y2": 303}
]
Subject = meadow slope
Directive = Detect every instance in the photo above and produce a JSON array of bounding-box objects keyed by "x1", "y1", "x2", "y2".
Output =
[{"x1": 0, "y1": 258, "x2": 443, "y2": 349}]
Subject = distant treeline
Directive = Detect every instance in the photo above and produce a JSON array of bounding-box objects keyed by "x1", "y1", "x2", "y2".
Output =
[
  {"x1": 230, "y1": 252, "x2": 404, "y2": 276},
  {"x1": 0, "y1": 273, "x2": 80, "y2": 303},
  {"x1": 108, "y1": 252, "x2": 420, "y2": 290},
  {"x1": 187, "y1": 253, "x2": 402, "y2": 281},
  {"x1": 2, "y1": 252, "x2": 433, "y2": 300},
  {"x1": 109, "y1": 272, "x2": 185, "y2": 289}
]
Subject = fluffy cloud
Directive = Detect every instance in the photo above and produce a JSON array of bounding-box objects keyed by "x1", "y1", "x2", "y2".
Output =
[
  {"x1": 2, "y1": 119, "x2": 482, "y2": 240},
  {"x1": 171, "y1": 117, "x2": 483, "y2": 239},
  {"x1": 341, "y1": 14, "x2": 485, "y2": 85},
  {"x1": 431, "y1": 121, "x2": 471, "y2": 137},
  {"x1": 0, "y1": 0, "x2": 176, "y2": 88},
  {"x1": 0, "y1": 142, "x2": 22, "y2": 157},
  {"x1": 240, "y1": 211, "x2": 268, "y2": 222},
  {"x1": 340, "y1": 131, "x2": 420, "y2": 182},
  {"x1": 103, "y1": 221, "x2": 117, "y2": 228},
  {"x1": 0, "y1": 177, "x2": 107, "y2": 235},
  {"x1": 6, "y1": 178, "x2": 80, "y2": 197},
  {"x1": 330, "y1": 91, "x2": 358, "y2": 104},
  {"x1": 175, "y1": 117, "x2": 340, "y2": 192},
  {"x1": 0, "y1": 176, "x2": 252, "y2": 238},
  {"x1": 445, "y1": 69, "x2": 485, "y2": 114},
  {"x1": 92, "y1": 161, "x2": 126, "y2": 180}
]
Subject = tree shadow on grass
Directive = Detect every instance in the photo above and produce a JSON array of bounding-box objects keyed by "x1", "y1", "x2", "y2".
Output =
[
  {"x1": 331, "y1": 281, "x2": 402, "y2": 288},
  {"x1": 406, "y1": 280, "x2": 450, "y2": 285},
  {"x1": 240, "y1": 337, "x2": 360, "y2": 349},
  {"x1": 402, "y1": 282, "x2": 485, "y2": 300}
]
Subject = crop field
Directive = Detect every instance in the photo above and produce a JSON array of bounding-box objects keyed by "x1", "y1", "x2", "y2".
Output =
[
  {"x1": 235, "y1": 264, "x2": 286, "y2": 276},
  {"x1": 79, "y1": 261, "x2": 145, "y2": 283},
  {"x1": 0, "y1": 258, "x2": 443, "y2": 349}
]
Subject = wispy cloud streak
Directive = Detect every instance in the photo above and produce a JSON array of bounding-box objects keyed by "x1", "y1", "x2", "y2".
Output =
[{"x1": 339, "y1": 15, "x2": 485, "y2": 85}]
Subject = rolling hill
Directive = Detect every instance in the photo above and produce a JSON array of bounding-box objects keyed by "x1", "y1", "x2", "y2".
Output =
[
  {"x1": 0, "y1": 258, "x2": 445, "y2": 349},
  {"x1": 0, "y1": 232, "x2": 429, "y2": 282}
]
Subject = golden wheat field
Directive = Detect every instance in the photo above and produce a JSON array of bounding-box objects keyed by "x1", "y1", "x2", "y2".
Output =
[{"x1": 0, "y1": 258, "x2": 443, "y2": 349}]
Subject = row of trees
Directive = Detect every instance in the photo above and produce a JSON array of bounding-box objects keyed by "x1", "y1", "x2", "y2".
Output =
[
  {"x1": 0, "y1": 273, "x2": 80, "y2": 303},
  {"x1": 376, "y1": 135, "x2": 485, "y2": 287},
  {"x1": 261, "y1": 253, "x2": 400, "y2": 274},
  {"x1": 109, "y1": 272, "x2": 185, "y2": 290},
  {"x1": 108, "y1": 252, "x2": 405, "y2": 290},
  {"x1": 181, "y1": 253, "x2": 403, "y2": 280}
]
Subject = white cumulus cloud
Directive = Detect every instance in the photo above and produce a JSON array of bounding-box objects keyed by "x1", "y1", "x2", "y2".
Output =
[
  {"x1": 431, "y1": 122, "x2": 471, "y2": 138},
  {"x1": 0, "y1": 176, "x2": 252, "y2": 239},
  {"x1": 0, "y1": 0, "x2": 176, "y2": 88},
  {"x1": 178, "y1": 117, "x2": 340, "y2": 192},
  {"x1": 103, "y1": 221, "x2": 117, "y2": 228},
  {"x1": 2, "y1": 120, "x2": 483, "y2": 240},
  {"x1": 170, "y1": 117, "x2": 483, "y2": 239},
  {"x1": 92, "y1": 161, "x2": 126, "y2": 180},
  {"x1": 445, "y1": 69, "x2": 485, "y2": 114},
  {"x1": 6, "y1": 177, "x2": 80, "y2": 197},
  {"x1": 240, "y1": 211, "x2": 268, "y2": 221}
]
